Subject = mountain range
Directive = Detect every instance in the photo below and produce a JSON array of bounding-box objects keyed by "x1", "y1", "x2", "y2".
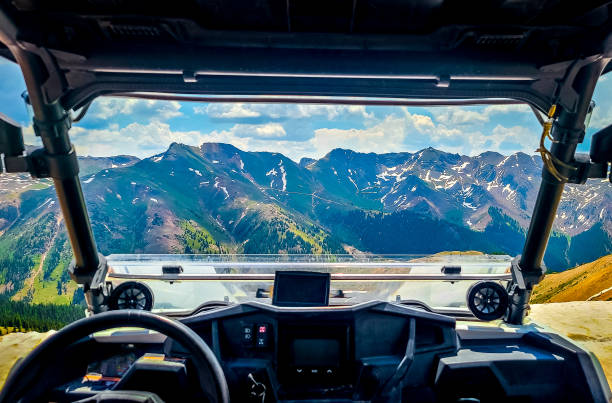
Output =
[{"x1": 0, "y1": 142, "x2": 609, "y2": 304}]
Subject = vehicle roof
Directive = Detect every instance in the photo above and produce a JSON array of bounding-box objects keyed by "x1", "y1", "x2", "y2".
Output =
[{"x1": 0, "y1": 0, "x2": 611, "y2": 112}]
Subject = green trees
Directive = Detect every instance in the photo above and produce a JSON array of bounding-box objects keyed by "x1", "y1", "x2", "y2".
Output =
[
  {"x1": 0, "y1": 296, "x2": 84, "y2": 333},
  {"x1": 177, "y1": 220, "x2": 227, "y2": 254}
]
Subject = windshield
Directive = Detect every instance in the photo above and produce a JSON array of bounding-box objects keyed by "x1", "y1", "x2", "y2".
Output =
[
  {"x1": 0, "y1": 56, "x2": 610, "y2": 317},
  {"x1": 106, "y1": 253, "x2": 512, "y2": 312}
]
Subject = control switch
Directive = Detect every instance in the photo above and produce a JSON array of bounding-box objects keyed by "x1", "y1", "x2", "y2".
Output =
[
  {"x1": 256, "y1": 324, "x2": 269, "y2": 348},
  {"x1": 242, "y1": 325, "x2": 254, "y2": 346}
]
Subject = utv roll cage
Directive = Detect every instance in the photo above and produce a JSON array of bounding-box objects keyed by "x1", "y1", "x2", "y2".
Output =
[{"x1": 0, "y1": 1, "x2": 610, "y2": 324}]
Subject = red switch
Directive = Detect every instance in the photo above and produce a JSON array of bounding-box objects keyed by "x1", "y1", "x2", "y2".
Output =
[{"x1": 256, "y1": 324, "x2": 269, "y2": 348}]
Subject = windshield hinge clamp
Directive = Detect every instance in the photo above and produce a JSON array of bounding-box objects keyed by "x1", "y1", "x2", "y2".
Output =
[
  {"x1": 69, "y1": 253, "x2": 110, "y2": 314},
  {"x1": 3, "y1": 146, "x2": 80, "y2": 179},
  {"x1": 1, "y1": 113, "x2": 79, "y2": 179},
  {"x1": 564, "y1": 153, "x2": 610, "y2": 184},
  {"x1": 33, "y1": 113, "x2": 71, "y2": 138},
  {"x1": 505, "y1": 256, "x2": 545, "y2": 325},
  {"x1": 510, "y1": 255, "x2": 545, "y2": 290}
]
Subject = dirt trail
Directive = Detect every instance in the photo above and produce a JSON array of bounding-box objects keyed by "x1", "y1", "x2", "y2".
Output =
[
  {"x1": 529, "y1": 301, "x2": 612, "y2": 387},
  {"x1": 0, "y1": 331, "x2": 55, "y2": 389}
]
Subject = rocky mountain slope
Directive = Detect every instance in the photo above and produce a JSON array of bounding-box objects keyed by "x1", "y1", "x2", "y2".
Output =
[{"x1": 0, "y1": 142, "x2": 609, "y2": 304}]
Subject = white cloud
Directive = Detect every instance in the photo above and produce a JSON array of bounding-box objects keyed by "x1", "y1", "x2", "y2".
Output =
[
  {"x1": 71, "y1": 122, "x2": 200, "y2": 157},
  {"x1": 311, "y1": 116, "x2": 407, "y2": 156},
  {"x1": 71, "y1": 121, "x2": 293, "y2": 158},
  {"x1": 231, "y1": 123, "x2": 286, "y2": 138},
  {"x1": 196, "y1": 104, "x2": 261, "y2": 118},
  {"x1": 431, "y1": 108, "x2": 489, "y2": 126},
  {"x1": 307, "y1": 111, "x2": 471, "y2": 157},
  {"x1": 67, "y1": 104, "x2": 541, "y2": 161},
  {"x1": 490, "y1": 124, "x2": 539, "y2": 153},
  {"x1": 407, "y1": 112, "x2": 436, "y2": 132},
  {"x1": 430, "y1": 104, "x2": 531, "y2": 126},
  {"x1": 589, "y1": 76, "x2": 612, "y2": 130},
  {"x1": 228, "y1": 110, "x2": 532, "y2": 159},
  {"x1": 197, "y1": 103, "x2": 373, "y2": 120},
  {"x1": 88, "y1": 98, "x2": 182, "y2": 121},
  {"x1": 589, "y1": 104, "x2": 612, "y2": 130}
]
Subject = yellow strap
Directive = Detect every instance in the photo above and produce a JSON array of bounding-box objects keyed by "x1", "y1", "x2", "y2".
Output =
[{"x1": 535, "y1": 104, "x2": 576, "y2": 182}]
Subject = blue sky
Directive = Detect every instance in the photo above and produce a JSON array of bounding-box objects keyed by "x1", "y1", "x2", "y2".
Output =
[{"x1": 1, "y1": 57, "x2": 610, "y2": 161}]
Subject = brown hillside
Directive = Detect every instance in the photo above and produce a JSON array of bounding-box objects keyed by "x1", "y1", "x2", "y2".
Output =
[{"x1": 531, "y1": 254, "x2": 612, "y2": 303}]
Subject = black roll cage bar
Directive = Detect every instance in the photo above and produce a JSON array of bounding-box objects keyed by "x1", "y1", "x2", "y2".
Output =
[{"x1": 0, "y1": 6, "x2": 610, "y2": 323}]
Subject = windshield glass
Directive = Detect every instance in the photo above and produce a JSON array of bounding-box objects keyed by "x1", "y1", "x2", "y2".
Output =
[{"x1": 107, "y1": 253, "x2": 512, "y2": 312}]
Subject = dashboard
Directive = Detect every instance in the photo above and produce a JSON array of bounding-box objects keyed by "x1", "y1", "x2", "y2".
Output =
[
  {"x1": 180, "y1": 301, "x2": 456, "y2": 401},
  {"x1": 52, "y1": 301, "x2": 608, "y2": 403}
]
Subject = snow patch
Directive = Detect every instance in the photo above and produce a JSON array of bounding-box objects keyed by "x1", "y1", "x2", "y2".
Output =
[
  {"x1": 451, "y1": 162, "x2": 469, "y2": 172},
  {"x1": 496, "y1": 156, "x2": 510, "y2": 167},
  {"x1": 348, "y1": 176, "x2": 359, "y2": 191},
  {"x1": 486, "y1": 182, "x2": 499, "y2": 191},
  {"x1": 462, "y1": 201, "x2": 477, "y2": 210},
  {"x1": 444, "y1": 180, "x2": 457, "y2": 190},
  {"x1": 214, "y1": 178, "x2": 229, "y2": 199},
  {"x1": 279, "y1": 164, "x2": 287, "y2": 192}
]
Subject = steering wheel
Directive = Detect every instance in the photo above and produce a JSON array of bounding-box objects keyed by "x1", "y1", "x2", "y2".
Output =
[{"x1": 0, "y1": 310, "x2": 229, "y2": 403}]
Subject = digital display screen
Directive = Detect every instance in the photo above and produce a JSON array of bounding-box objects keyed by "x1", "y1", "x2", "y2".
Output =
[
  {"x1": 291, "y1": 338, "x2": 340, "y2": 367},
  {"x1": 273, "y1": 271, "x2": 330, "y2": 306}
]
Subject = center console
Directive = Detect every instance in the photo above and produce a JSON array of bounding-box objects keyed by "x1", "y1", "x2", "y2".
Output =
[
  {"x1": 181, "y1": 301, "x2": 458, "y2": 401},
  {"x1": 278, "y1": 322, "x2": 352, "y2": 393}
]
